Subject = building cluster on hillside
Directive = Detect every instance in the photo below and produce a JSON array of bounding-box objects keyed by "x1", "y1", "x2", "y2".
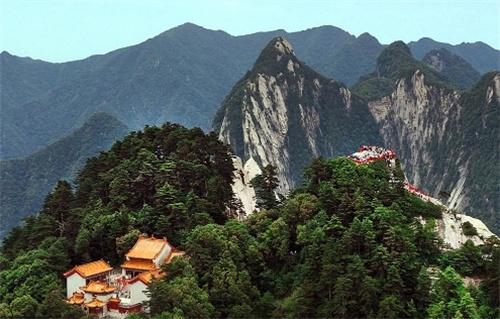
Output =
[
  {"x1": 349, "y1": 145, "x2": 397, "y2": 165},
  {"x1": 349, "y1": 145, "x2": 432, "y2": 200},
  {"x1": 64, "y1": 235, "x2": 184, "y2": 318}
]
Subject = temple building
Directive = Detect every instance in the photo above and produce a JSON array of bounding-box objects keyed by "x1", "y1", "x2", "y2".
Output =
[
  {"x1": 67, "y1": 292, "x2": 85, "y2": 306},
  {"x1": 64, "y1": 260, "x2": 113, "y2": 298},
  {"x1": 64, "y1": 235, "x2": 184, "y2": 317},
  {"x1": 121, "y1": 235, "x2": 172, "y2": 278}
]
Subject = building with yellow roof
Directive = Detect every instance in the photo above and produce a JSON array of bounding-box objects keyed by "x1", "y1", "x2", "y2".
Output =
[
  {"x1": 63, "y1": 234, "x2": 184, "y2": 317},
  {"x1": 125, "y1": 235, "x2": 169, "y2": 259},
  {"x1": 121, "y1": 234, "x2": 172, "y2": 278},
  {"x1": 118, "y1": 235, "x2": 185, "y2": 310},
  {"x1": 67, "y1": 292, "x2": 84, "y2": 305},
  {"x1": 81, "y1": 281, "x2": 116, "y2": 294},
  {"x1": 64, "y1": 259, "x2": 113, "y2": 278},
  {"x1": 128, "y1": 269, "x2": 165, "y2": 285},
  {"x1": 63, "y1": 259, "x2": 113, "y2": 299},
  {"x1": 84, "y1": 296, "x2": 107, "y2": 316},
  {"x1": 121, "y1": 258, "x2": 156, "y2": 272}
]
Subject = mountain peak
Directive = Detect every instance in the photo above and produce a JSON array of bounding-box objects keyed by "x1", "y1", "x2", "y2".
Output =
[
  {"x1": 83, "y1": 112, "x2": 125, "y2": 128},
  {"x1": 250, "y1": 37, "x2": 299, "y2": 75},
  {"x1": 376, "y1": 41, "x2": 416, "y2": 78},
  {"x1": 175, "y1": 22, "x2": 204, "y2": 30},
  {"x1": 214, "y1": 35, "x2": 381, "y2": 195},
  {"x1": 257, "y1": 37, "x2": 295, "y2": 61},
  {"x1": 357, "y1": 32, "x2": 376, "y2": 41},
  {"x1": 386, "y1": 40, "x2": 412, "y2": 56},
  {"x1": 161, "y1": 22, "x2": 213, "y2": 37},
  {"x1": 273, "y1": 36, "x2": 294, "y2": 54}
]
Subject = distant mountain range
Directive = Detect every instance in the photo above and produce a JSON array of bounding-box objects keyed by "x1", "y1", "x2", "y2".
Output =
[
  {"x1": 0, "y1": 113, "x2": 128, "y2": 237},
  {"x1": 408, "y1": 37, "x2": 499, "y2": 73},
  {"x1": 0, "y1": 23, "x2": 498, "y2": 237},
  {"x1": 2, "y1": 23, "x2": 499, "y2": 160}
]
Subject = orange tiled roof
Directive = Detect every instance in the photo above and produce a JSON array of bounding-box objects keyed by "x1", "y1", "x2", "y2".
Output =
[
  {"x1": 84, "y1": 297, "x2": 106, "y2": 308},
  {"x1": 125, "y1": 235, "x2": 168, "y2": 260},
  {"x1": 63, "y1": 259, "x2": 113, "y2": 278},
  {"x1": 67, "y1": 292, "x2": 84, "y2": 305},
  {"x1": 81, "y1": 280, "x2": 116, "y2": 294},
  {"x1": 128, "y1": 269, "x2": 165, "y2": 285},
  {"x1": 121, "y1": 258, "x2": 156, "y2": 271}
]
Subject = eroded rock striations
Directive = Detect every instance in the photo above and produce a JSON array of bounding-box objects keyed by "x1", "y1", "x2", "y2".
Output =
[
  {"x1": 361, "y1": 42, "x2": 499, "y2": 234},
  {"x1": 214, "y1": 37, "x2": 381, "y2": 197},
  {"x1": 216, "y1": 39, "x2": 498, "y2": 236}
]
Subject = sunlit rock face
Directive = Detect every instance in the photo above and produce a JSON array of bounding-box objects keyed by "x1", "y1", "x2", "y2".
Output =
[
  {"x1": 215, "y1": 37, "x2": 380, "y2": 194},
  {"x1": 436, "y1": 210, "x2": 496, "y2": 249},
  {"x1": 368, "y1": 71, "x2": 500, "y2": 234},
  {"x1": 217, "y1": 37, "x2": 498, "y2": 236},
  {"x1": 230, "y1": 155, "x2": 261, "y2": 216}
]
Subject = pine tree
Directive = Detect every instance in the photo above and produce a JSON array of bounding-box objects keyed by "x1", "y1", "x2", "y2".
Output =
[
  {"x1": 40, "y1": 181, "x2": 75, "y2": 237},
  {"x1": 251, "y1": 165, "x2": 279, "y2": 210},
  {"x1": 427, "y1": 266, "x2": 481, "y2": 319}
]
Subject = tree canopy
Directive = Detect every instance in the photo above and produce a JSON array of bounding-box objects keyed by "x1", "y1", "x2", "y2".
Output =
[{"x1": 1, "y1": 124, "x2": 498, "y2": 318}]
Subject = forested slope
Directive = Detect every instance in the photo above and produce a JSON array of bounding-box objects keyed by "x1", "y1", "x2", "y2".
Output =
[{"x1": 1, "y1": 124, "x2": 498, "y2": 318}]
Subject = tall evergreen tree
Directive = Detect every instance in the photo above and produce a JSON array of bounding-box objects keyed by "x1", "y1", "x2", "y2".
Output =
[{"x1": 251, "y1": 165, "x2": 280, "y2": 210}]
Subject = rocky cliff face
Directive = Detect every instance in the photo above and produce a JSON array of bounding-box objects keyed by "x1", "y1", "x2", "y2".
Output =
[
  {"x1": 368, "y1": 70, "x2": 499, "y2": 233},
  {"x1": 217, "y1": 39, "x2": 498, "y2": 235},
  {"x1": 368, "y1": 70, "x2": 461, "y2": 188},
  {"x1": 435, "y1": 209, "x2": 496, "y2": 249},
  {"x1": 214, "y1": 37, "x2": 381, "y2": 194}
]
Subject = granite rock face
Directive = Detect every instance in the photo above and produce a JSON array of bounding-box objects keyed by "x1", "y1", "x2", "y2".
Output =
[
  {"x1": 368, "y1": 71, "x2": 499, "y2": 233},
  {"x1": 215, "y1": 37, "x2": 380, "y2": 194}
]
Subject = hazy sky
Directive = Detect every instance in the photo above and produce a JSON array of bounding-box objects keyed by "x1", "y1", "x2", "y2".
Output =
[{"x1": 1, "y1": 0, "x2": 499, "y2": 62}]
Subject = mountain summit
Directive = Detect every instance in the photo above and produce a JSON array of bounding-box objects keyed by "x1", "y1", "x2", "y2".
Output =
[
  {"x1": 214, "y1": 37, "x2": 381, "y2": 194},
  {"x1": 248, "y1": 37, "x2": 301, "y2": 76},
  {"x1": 255, "y1": 37, "x2": 295, "y2": 63}
]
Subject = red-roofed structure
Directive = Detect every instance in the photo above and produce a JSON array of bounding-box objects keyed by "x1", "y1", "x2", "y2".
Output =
[{"x1": 63, "y1": 234, "x2": 184, "y2": 317}]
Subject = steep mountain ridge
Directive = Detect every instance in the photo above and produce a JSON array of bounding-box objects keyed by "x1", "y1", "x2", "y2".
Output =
[
  {"x1": 3, "y1": 23, "x2": 498, "y2": 160},
  {"x1": 423, "y1": 48, "x2": 481, "y2": 88},
  {"x1": 215, "y1": 37, "x2": 381, "y2": 193},
  {"x1": 409, "y1": 37, "x2": 500, "y2": 73},
  {"x1": 351, "y1": 41, "x2": 453, "y2": 101},
  {"x1": 362, "y1": 43, "x2": 499, "y2": 233},
  {"x1": 217, "y1": 39, "x2": 498, "y2": 234},
  {"x1": 347, "y1": 146, "x2": 496, "y2": 248}
]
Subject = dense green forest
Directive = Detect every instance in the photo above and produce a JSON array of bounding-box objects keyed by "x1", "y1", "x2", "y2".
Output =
[{"x1": 1, "y1": 124, "x2": 498, "y2": 318}]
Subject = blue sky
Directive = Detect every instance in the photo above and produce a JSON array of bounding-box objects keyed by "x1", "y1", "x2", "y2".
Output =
[{"x1": 1, "y1": 0, "x2": 499, "y2": 62}]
